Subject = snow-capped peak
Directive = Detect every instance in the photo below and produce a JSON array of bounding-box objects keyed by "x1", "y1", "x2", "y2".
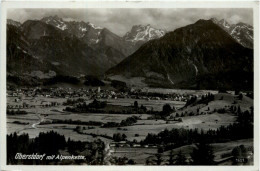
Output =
[
  {"x1": 210, "y1": 18, "x2": 231, "y2": 29},
  {"x1": 87, "y1": 22, "x2": 103, "y2": 30},
  {"x1": 218, "y1": 19, "x2": 231, "y2": 29},
  {"x1": 123, "y1": 24, "x2": 166, "y2": 43},
  {"x1": 40, "y1": 16, "x2": 105, "y2": 41},
  {"x1": 211, "y1": 18, "x2": 253, "y2": 49},
  {"x1": 41, "y1": 15, "x2": 68, "y2": 31}
]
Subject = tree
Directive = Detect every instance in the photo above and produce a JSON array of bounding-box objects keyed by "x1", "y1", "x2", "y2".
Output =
[
  {"x1": 235, "y1": 90, "x2": 240, "y2": 95},
  {"x1": 237, "y1": 105, "x2": 241, "y2": 115},
  {"x1": 134, "y1": 101, "x2": 138, "y2": 108},
  {"x1": 238, "y1": 93, "x2": 243, "y2": 100},
  {"x1": 140, "y1": 105, "x2": 147, "y2": 113},
  {"x1": 146, "y1": 159, "x2": 151, "y2": 165},
  {"x1": 122, "y1": 134, "x2": 127, "y2": 140},
  {"x1": 250, "y1": 106, "x2": 253, "y2": 115},
  {"x1": 175, "y1": 150, "x2": 187, "y2": 165},
  {"x1": 168, "y1": 150, "x2": 174, "y2": 165},
  {"x1": 239, "y1": 145, "x2": 248, "y2": 158},
  {"x1": 153, "y1": 153, "x2": 163, "y2": 165},
  {"x1": 234, "y1": 106, "x2": 237, "y2": 112},
  {"x1": 113, "y1": 133, "x2": 122, "y2": 142},
  {"x1": 162, "y1": 104, "x2": 173, "y2": 117},
  {"x1": 113, "y1": 133, "x2": 127, "y2": 142},
  {"x1": 153, "y1": 147, "x2": 164, "y2": 165},
  {"x1": 232, "y1": 146, "x2": 242, "y2": 158},
  {"x1": 127, "y1": 159, "x2": 135, "y2": 165},
  {"x1": 191, "y1": 142, "x2": 215, "y2": 165},
  {"x1": 158, "y1": 147, "x2": 164, "y2": 153}
]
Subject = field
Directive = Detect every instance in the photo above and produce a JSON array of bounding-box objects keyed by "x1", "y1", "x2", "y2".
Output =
[
  {"x1": 7, "y1": 92, "x2": 253, "y2": 141},
  {"x1": 7, "y1": 96, "x2": 186, "y2": 140}
]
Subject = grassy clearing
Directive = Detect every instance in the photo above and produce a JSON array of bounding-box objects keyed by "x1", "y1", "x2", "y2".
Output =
[{"x1": 175, "y1": 113, "x2": 237, "y2": 130}]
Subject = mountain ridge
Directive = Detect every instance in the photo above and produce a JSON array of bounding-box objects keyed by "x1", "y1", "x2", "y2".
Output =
[{"x1": 106, "y1": 19, "x2": 253, "y2": 90}]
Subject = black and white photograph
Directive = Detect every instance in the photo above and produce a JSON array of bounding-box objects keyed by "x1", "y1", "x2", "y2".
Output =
[{"x1": 0, "y1": 1, "x2": 259, "y2": 170}]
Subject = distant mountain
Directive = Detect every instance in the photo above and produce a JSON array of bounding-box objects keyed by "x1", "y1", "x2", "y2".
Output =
[
  {"x1": 120, "y1": 24, "x2": 166, "y2": 55},
  {"x1": 106, "y1": 19, "x2": 253, "y2": 90},
  {"x1": 91, "y1": 24, "x2": 166, "y2": 57},
  {"x1": 21, "y1": 20, "x2": 69, "y2": 40},
  {"x1": 40, "y1": 16, "x2": 139, "y2": 57},
  {"x1": 41, "y1": 16, "x2": 103, "y2": 45},
  {"x1": 211, "y1": 18, "x2": 253, "y2": 49},
  {"x1": 41, "y1": 16, "x2": 166, "y2": 56},
  {"x1": 123, "y1": 24, "x2": 166, "y2": 45}
]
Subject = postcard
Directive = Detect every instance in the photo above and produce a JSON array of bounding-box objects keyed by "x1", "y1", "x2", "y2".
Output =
[{"x1": 0, "y1": 1, "x2": 259, "y2": 171}]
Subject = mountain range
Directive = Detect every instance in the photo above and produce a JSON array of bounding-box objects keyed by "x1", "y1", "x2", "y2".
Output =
[
  {"x1": 7, "y1": 16, "x2": 253, "y2": 90},
  {"x1": 7, "y1": 16, "x2": 165, "y2": 77}
]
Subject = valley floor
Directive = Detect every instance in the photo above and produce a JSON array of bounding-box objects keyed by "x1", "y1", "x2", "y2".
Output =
[{"x1": 6, "y1": 89, "x2": 254, "y2": 165}]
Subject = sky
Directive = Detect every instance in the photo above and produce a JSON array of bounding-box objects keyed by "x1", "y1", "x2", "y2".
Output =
[{"x1": 7, "y1": 8, "x2": 253, "y2": 36}]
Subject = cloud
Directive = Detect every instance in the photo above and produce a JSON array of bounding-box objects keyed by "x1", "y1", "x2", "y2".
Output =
[
  {"x1": 228, "y1": 15, "x2": 243, "y2": 24},
  {"x1": 7, "y1": 8, "x2": 253, "y2": 36}
]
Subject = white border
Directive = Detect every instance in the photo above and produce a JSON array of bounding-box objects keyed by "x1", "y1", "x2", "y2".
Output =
[{"x1": 0, "y1": 1, "x2": 259, "y2": 171}]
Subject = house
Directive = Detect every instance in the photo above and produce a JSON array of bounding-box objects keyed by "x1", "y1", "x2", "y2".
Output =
[{"x1": 133, "y1": 144, "x2": 141, "y2": 148}]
